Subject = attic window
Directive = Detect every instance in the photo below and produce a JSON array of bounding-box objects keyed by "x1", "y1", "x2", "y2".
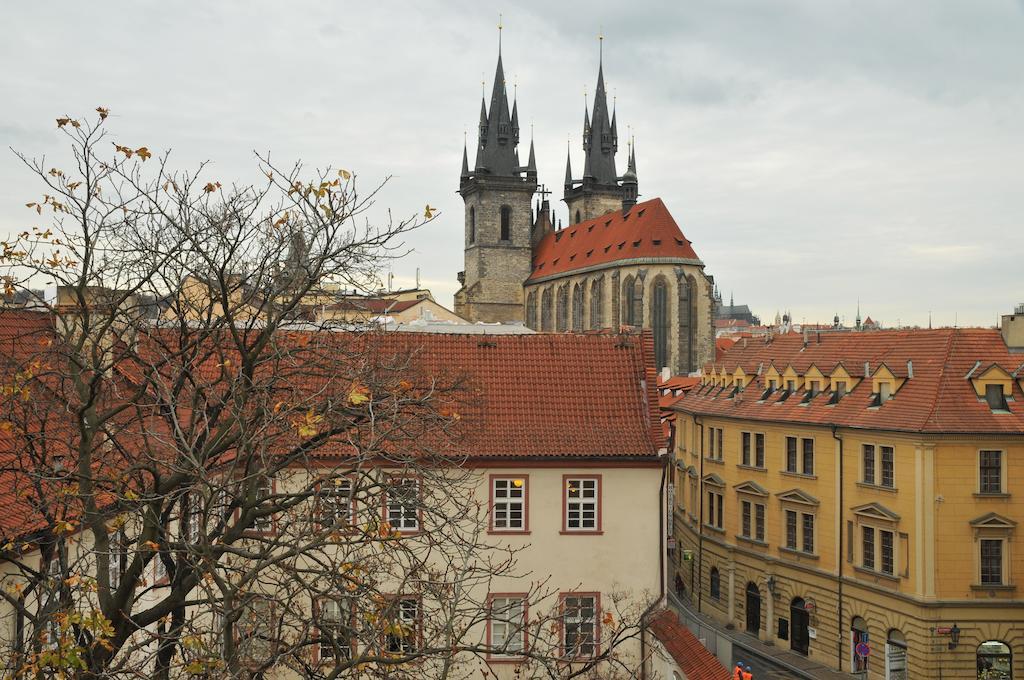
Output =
[
  {"x1": 617, "y1": 242, "x2": 625, "y2": 250},
  {"x1": 879, "y1": 382, "x2": 892, "y2": 403},
  {"x1": 652, "y1": 239, "x2": 662, "y2": 246},
  {"x1": 604, "y1": 245, "x2": 611, "y2": 253},
  {"x1": 586, "y1": 249, "x2": 593, "y2": 257},
  {"x1": 828, "y1": 380, "x2": 847, "y2": 405},
  {"x1": 675, "y1": 238, "x2": 684, "y2": 246},
  {"x1": 632, "y1": 240, "x2": 641, "y2": 247},
  {"x1": 587, "y1": 225, "x2": 594, "y2": 232},
  {"x1": 555, "y1": 232, "x2": 563, "y2": 242},
  {"x1": 985, "y1": 384, "x2": 1009, "y2": 411},
  {"x1": 605, "y1": 219, "x2": 613, "y2": 227},
  {"x1": 569, "y1": 255, "x2": 576, "y2": 261},
  {"x1": 552, "y1": 258, "x2": 559, "y2": 266},
  {"x1": 570, "y1": 231, "x2": 576, "y2": 238},
  {"x1": 637, "y1": 208, "x2": 646, "y2": 217}
]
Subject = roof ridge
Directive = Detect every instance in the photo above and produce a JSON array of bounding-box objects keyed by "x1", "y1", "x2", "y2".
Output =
[{"x1": 921, "y1": 328, "x2": 959, "y2": 431}]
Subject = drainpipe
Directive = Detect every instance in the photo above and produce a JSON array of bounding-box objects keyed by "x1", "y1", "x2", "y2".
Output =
[
  {"x1": 832, "y1": 424, "x2": 845, "y2": 672},
  {"x1": 639, "y1": 454, "x2": 669, "y2": 680},
  {"x1": 695, "y1": 416, "x2": 705, "y2": 614}
]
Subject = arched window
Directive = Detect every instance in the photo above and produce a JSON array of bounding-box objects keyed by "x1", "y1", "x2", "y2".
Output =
[
  {"x1": 622, "y1": 275, "x2": 635, "y2": 326},
  {"x1": 571, "y1": 283, "x2": 584, "y2": 331},
  {"x1": 500, "y1": 206, "x2": 511, "y2": 241},
  {"x1": 978, "y1": 641, "x2": 1012, "y2": 679},
  {"x1": 526, "y1": 290, "x2": 537, "y2": 330},
  {"x1": 575, "y1": 209, "x2": 581, "y2": 224},
  {"x1": 851, "y1": 616, "x2": 869, "y2": 674},
  {"x1": 590, "y1": 278, "x2": 603, "y2": 329},
  {"x1": 886, "y1": 629, "x2": 907, "y2": 680},
  {"x1": 651, "y1": 277, "x2": 670, "y2": 370},
  {"x1": 709, "y1": 568, "x2": 720, "y2": 600},
  {"x1": 540, "y1": 288, "x2": 553, "y2": 332},
  {"x1": 791, "y1": 598, "x2": 810, "y2": 655},
  {"x1": 469, "y1": 207, "x2": 476, "y2": 244},
  {"x1": 556, "y1": 285, "x2": 569, "y2": 332}
]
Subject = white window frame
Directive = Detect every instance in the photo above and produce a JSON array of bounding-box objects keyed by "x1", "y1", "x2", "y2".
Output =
[
  {"x1": 489, "y1": 595, "x2": 526, "y2": 657},
  {"x1": 562, "y1": 594, "x2": 598, "y2": 658},
  {"x1": 491, "y1": 477, "x2": 527, "y2": 532},
  {"x1": 386, "y1": 478, "x2": 420, "y2": 532},
  {"x1": 565, "y1": 477, "x2": 600, "y2": 532}
]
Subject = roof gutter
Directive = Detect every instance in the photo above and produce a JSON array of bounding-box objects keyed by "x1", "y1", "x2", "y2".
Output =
[
  {"x1": 639, "y1": 449, "x2": 669, "y2": 679},
  {"x1": 831, "y1": 423, "x2": 845, "y2": 671}
]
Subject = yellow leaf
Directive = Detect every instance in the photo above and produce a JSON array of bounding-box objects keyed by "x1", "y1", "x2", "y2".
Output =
[
  {"x1": 135, "y1": 147, "x2": 151, "y2": 161},
  {"x1": 424, "y1": 204, "x2": 436, "y2": 219},
  {"x1": 203, "y1": 182, "x2": 221, "y2": 193},
  {"x1": 348, "y1": 382, "x2": 371, "y2": 406},
  {"x1": 56, "y1": 117, "x2": 70, "y2": 128},
  {"x1": 96, "y1": 106, "x2": 109, "y2": 120},
  {"x1": 123, "y1": 489, "x2": 138, "y2": 501},
  {"x1": 338, "y1": 169, "x2": 351, "y2": 180}
]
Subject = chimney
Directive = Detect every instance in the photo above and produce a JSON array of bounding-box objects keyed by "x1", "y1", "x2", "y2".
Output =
[
  {"x1": 1002, "y1": 303, "x2": 1024, "y2": 353},
  {"x1": 907, "y1": 360, "x2": 913, "y2": 378}
]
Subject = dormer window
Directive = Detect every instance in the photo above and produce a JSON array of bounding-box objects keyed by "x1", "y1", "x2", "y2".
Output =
[
  {"x1": 878, "y1": 382, "x2": 892, "y2": 403},
  {"x1": 787, "y1": 380, "x2": 796, "y2": 392},
  {"x1": 769, "y1": 379, "x2": 779, "y2": 390},
  {"x1": 985, "y1": 384, "x2": 1009, "y2": 411},
  {"x1": 835, "y1": 381, "x2": 847, "y2": 398}
]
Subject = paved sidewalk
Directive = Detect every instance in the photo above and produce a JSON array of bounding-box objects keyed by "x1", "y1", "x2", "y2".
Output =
[{"x1": 668, "y1": 593, "x2": 852, "y2": 680}]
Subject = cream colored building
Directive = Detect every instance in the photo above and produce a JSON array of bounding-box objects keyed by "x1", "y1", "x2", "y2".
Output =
[{"x1": 669, "y1": 327, "x2": 1024, "y2": 679}]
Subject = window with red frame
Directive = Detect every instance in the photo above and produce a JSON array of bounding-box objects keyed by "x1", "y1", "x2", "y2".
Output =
[
  {"x1": 384, "y1": 598, "x2": 419, "y2": 654},
  {"x1": 320, "y1": 478, "x2": 355, "y2": 528},
  {"x1": 488, "y1": 595, "x2": 526, "y2": 657},
  {"x1": 491, "y1": 477, "x2": 527, "y2": 531},
  {"x1": 562, "y1": 594, "x2": 597, "y2": 658},
  {"x1": 251, "y1": 475, "x2": 274, "y2": 533},
  {"x1": 386, "y1": 478, "x2": 420, "y2": 532},
  {"x1": 565, "y1": 478, "x2": 599, "y2": 531},
  {"x1": 318, "y1": 597, "x2": 354, "y2": 660}
]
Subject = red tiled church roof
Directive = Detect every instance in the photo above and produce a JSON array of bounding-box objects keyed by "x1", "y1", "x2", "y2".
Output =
[
  {"x1": 528, "y1": 198, "x2": 701, "y2": 281},
  {"x1": 678, "y1": 328, "x2": 1024, "y2": 434},
  {"x1": 650, "y1": 609, "x2": 731, "y2": 680}
]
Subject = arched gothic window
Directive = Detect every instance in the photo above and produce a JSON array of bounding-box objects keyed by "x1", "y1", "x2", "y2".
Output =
[
  {"x1": 469, "y1": 207, "x2": 476, "y2": 244},
  {"x1": 590, "y1": 278, "x2": 603, "y2": 329},
  {"x1": 709, "y1": 568, "x2": 720, "y2": 600},
  {"x1": 575, "y1": 209, "x2": 581, "y2": 224},
  {"x1": 526, "y1": 290, "x2": 537, "y2": 330},
  {"x1": 556, "y1": 285, "x2": 569, "y2": 332},
  {"x1": 622, "y1": 275, "x2": 636, "y2": 326},
  {"x1": 540, "y1": 288, "x2": 553, "y2": 332},
  {"x1": 651, "y1": 277, "x2": 670, "y2": 370},
  {"x1": 977, "y1": 641, "x2": 1012, "y2": 679},
  {"x1": 571, "y1": 283, "x2": 584, "y2": 331},
  {"x1": 500, "y1": 206, "x2": 511, "y2": 241}
]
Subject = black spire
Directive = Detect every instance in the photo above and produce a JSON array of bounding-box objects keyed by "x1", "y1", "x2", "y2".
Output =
[
  {"x1": 526, "y1": 138, "x2": 537, "y2": 179},
  {"x1": 621, "y1": 139, "x2": 638, "y2": 212},
  {"x1": 564, "y1": 140, "x2": 573, "y2": 189},
  {"x1": 582, "y1": 51, "x2": 618, "y2": 186},
  {"x1": 461, "y1": 137, "x2": 470, "y2": 180},
  {"x1": 474, "y1": 50, "x2": 521, "y2": 177}
]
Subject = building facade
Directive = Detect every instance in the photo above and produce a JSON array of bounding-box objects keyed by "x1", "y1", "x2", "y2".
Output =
[
  {"x1": 669, "y1": 328, "x2": 1024, "y2": 680},
  {"x1": 454, "y1": 47, "x2": 715, "y2": 374}
]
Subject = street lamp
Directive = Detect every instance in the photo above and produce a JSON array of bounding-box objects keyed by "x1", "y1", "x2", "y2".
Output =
[
  {"x1": 948, "y1": 623, "x2": 961, "y2": 650},
  {"x1": 765, "y1": 575, "x2": 776, "y2": 596}
]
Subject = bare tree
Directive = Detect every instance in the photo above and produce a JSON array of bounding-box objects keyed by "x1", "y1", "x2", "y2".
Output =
[{"x1": 0, "y1": 112, "x2": 656, "y2": 680}]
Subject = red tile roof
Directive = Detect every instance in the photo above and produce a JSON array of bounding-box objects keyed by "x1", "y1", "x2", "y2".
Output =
[
  {"x1": 528, "y1": 198, "x2": 701, "y2": 281},
  {"x1": 677, "y1": 328, "x2": 1024, "y2": 434},
  {"x1": 650, "y1": 609, "x2": 731, "y2": 680},
  {"x1": 715, "y1": 337, "x2": 737, "y2": 361}
]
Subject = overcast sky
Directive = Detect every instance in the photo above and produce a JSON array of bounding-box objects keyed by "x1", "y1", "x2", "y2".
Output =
[{"x1": 2, "y1": 0, "x2": 1022, "y2": 327}]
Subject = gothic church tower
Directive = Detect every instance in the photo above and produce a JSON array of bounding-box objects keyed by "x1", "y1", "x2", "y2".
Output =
[
  {"x1": 564, "y1": 49, "x2": 638, "y2": 224},
  {"x1": 453, "y1": 46, "x2": 537, "y2": 323}
]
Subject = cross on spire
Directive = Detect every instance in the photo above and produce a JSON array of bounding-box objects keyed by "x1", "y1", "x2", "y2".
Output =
[{"x1": 538, "y1": 183, "x2": 552, "y2": 202}]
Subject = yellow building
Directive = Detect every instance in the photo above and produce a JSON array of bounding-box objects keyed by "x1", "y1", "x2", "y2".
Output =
[{"x1": 669, "y1": 327, "x2": 1024, "y2": 680}]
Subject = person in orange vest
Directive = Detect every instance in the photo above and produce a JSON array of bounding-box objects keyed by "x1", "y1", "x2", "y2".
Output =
[
  {"x1": 733, "y1": 662, "x2": 744, "y2": 680},
  {"x1": 741, "y1": 663, "x2": 754, "y2": 680}
]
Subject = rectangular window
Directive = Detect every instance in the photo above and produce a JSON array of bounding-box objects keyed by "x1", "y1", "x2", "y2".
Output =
[
  {"x1": 386, "y1": 478, "x2": 420, "y2": 532},
  {"x1": 863, "y1": 527, "x2": 876, "y2": 570},
  {"x1": 862, "y1": 444, "x2": 876, "y2": 485},
  {"x1": 706, "y1": 491, "x2": 723, "y2": 529},
  {"x1": 980, "y1": 451, "x2": 1003, "y2": 494},
  {"x1": 318, "y1": 598, "x2": 353, "y2": 659},
  {"x1": 786, "y1": 437, "x2": 798, "y2": 473},
  {"x1": 880, "y1": 446, "x2": 895, "y2": 488},
  {"x1": 802, "y1": 439, "x2": 814, "y2": 475},
  {"x1": 717, "y1": 428, "x2": 724, "y2": 459},
  {"x1": 708, "y1": 428, "x2": 716, "y2": 458},
  {"x1": 320, "y1": 478, "x2": 354, "y2": 528},
  {"x1": 385, "y1": 598, "x2": 420, "y2": 654},
  {"x1": 109, "y1": 528, "x2": 126, "y2": 590},
  {"x1": 491, "y1": 477, "x2": 527, "y2": 531},
  {"x1": 252, "y1": 476, "x2": 274, "y2": 533},
  {"x1": 565, "y1": 477, "x2": 600, "y2": 531},
  {"x1": 755, "y1": 504, "x2": 765, "y2": 542},
  {"x1": 985, "y1": 383, "x2": 1006, "y2": 410},
  {"x1": 786, "y1": 510, "x2": 798, "y2": 550},
  {"x1": 835, "y1": 380, "x2": 847, "y2": 397},
  {"x1": 880, "y1": 530, "x2": 894, "y2": 575},
  {"x1": 980, "y1": 539, "x2": 1003, "y2": 585},
  {"x1": 755, "y1": 434, "x2": 765, "y2": 468},
  {"x1": 562, "y1": 594, "x2": 597, "y2": 658},
  {"x1": 489, "y1": 595, "x2": 526, "y2": 656},
  {"x1": 238, "y1": 597, "x2": 274, "y2": 662},
  {"x1": 809, "y1": 380, "x2": 820, "y2": 397},
  {"x1": 879, "y1": 381, "x2": 892, "y2": 402},
  {"x1": 741, "y1": 500, "x2": 752, "y2": 538},
  {"x1": 801, "y1": 514, "x2": 815, "y2": 553},
  {"x1": 741, "y1": 432, "x2": 752, "y2": 467}
]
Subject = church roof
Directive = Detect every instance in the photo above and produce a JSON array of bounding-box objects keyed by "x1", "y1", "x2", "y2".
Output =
[{"x1": 528, "y1": 198, "x2": 701, "y2": 282}]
